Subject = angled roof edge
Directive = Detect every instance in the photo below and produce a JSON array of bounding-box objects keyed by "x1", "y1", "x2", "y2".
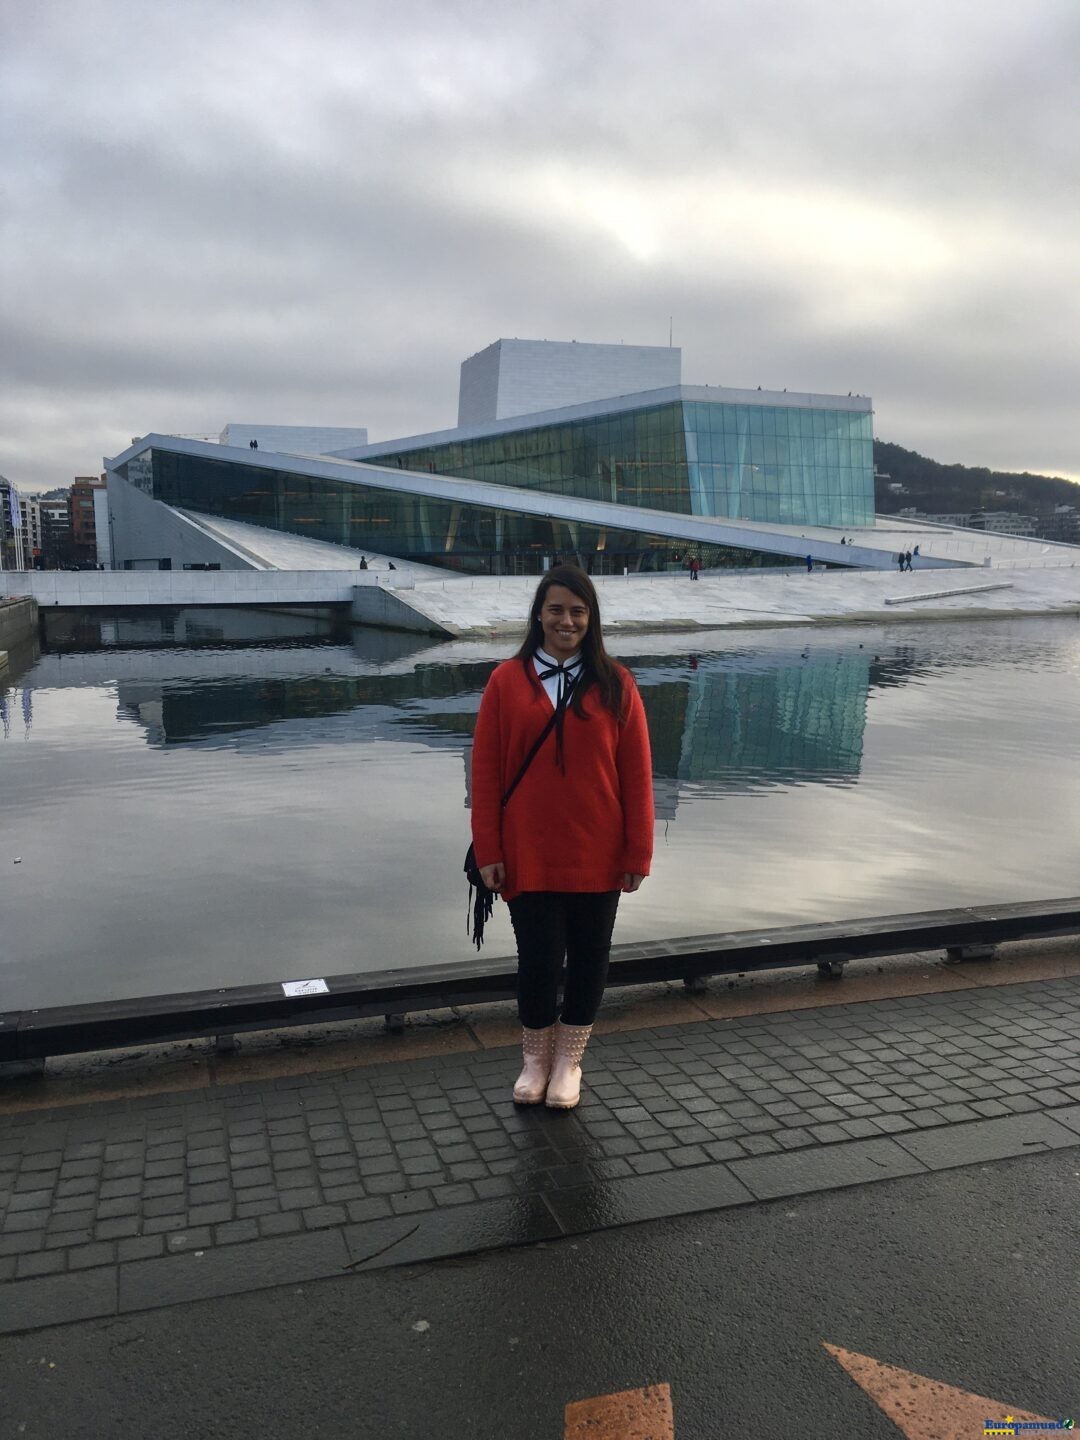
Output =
[{"x1": 331, "y1": 383, "x2": 874, "y2": 462}]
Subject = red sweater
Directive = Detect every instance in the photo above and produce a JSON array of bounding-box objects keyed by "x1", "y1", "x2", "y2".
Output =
[{"x1": 470, "y1": 658, "x2": 655, "y2": 902}]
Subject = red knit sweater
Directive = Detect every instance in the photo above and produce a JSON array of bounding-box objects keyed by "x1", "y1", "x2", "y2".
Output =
[{"x1": 470, "y1": 658, "x2": 655, "y2": 902}]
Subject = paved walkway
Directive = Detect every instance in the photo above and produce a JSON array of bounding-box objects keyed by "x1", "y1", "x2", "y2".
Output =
[{"x1": 2, "y1": 967, "x2": 1079, "y2": 1335}]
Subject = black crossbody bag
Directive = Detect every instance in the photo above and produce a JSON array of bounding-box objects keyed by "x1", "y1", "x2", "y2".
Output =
[{"x1": 464, "y1": 675, "x2": 576, "y2": 949}]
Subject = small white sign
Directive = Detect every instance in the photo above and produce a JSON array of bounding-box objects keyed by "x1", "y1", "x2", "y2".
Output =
[{"x1": 282, "y1": 978, "x2": 330, "y2": 997}]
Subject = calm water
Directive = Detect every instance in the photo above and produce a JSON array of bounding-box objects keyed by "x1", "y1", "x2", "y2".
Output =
[{"x1": 3, "y1": 612, "x2": 1080, "y2": 1009}]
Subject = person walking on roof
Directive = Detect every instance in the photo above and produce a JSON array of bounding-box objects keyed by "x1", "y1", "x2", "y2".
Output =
[{"x1": 470, "y1": 565, "x2": 654, "y2": 1111}]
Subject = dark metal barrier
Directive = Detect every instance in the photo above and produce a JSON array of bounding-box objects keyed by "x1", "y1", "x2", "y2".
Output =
[{"x1": 3, "y1": 898, "x2": 1078, "y2": 1068}]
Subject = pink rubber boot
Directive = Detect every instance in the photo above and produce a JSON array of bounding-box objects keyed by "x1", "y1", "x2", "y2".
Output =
[
  {"x1": 513, "y1": 1025, "x2": 555, "y2": 1104},
  {"x1": 545, "y1": 1022, "x2": 593, "y2": 1110}
]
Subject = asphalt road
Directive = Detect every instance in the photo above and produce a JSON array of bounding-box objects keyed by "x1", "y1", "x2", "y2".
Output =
[{"x1": 2, "y1": 1147, "x2": 1077, "y2": 1439}]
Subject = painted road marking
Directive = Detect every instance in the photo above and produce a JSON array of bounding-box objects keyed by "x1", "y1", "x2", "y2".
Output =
[
  {"x1": 825, "y1": 1342, "x2": 1056, "y2": 1438},
  {"x1": 565, "y1": 1383, "x2": 675, "y2": 1439}
]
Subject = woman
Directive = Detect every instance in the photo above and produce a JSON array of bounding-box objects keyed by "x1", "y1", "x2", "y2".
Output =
[{"x1": 470, "y1": 565, "x2": 654, "y2": 1110}]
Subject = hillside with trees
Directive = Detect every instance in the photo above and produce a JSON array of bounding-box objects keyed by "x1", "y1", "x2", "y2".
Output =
[{"x1": 873, "y1": 441, "x2": 1080, "y2": 516}]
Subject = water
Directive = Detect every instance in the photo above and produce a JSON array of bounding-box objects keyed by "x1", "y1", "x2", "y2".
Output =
[{"x1": 3, "y1": 611, "x2": 1080, "y2": 1009}]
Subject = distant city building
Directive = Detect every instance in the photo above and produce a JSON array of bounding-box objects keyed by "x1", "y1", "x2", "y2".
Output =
[
  {"x1": 965, "y1": 511, "x2": 1037, "y2": 537},
  {"x1": 896, "y1": 508, "x2": 1040, "y2": 536},
  {"x1": 70, "y1": 476, "x2": 107, "y2": 564},
  {"x1": 458, "y1": 339, "x2": 682, "y2": 427},
  {"x1": 19, "y1": 495, "x2": 43, "y2": 563},
  {"x1": 1040, "y1": 505, "x2": 1080, "y2": 544},
  {"x1": 0, "y1": 475, "x2": 21, "y2": 569},
  {"x1": 895, "y1": 509, "x2": 971, "y2": 528},
  {"x1": 38, "y1": 493, "x2": 73, "y2": 567}
]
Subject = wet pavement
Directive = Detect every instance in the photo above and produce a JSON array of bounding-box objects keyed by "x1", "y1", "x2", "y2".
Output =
[
  {"x1": 2, "y1": 963, "x2": 1080, "y2": 1348},
  {"x1": 1, "y1": 1146, "x2": 1076, "y2": 1437}
]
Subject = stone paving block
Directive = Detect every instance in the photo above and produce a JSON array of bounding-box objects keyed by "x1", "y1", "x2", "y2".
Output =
[
  {"x1": 279, "y1": 1186, "x2": 323, "y2": 1211},
  {"x1": 95, "y1": 1218, "x2": 141, "y2": 1242},
  {"x1": 894, "y1": 1111, "x2": 1080, "y2": 1171},
  {"x1": 214, "y1": 1219, "x2": 260, "y2": 1245},
  {"x1": 143, "y1": 1158, "x2": 184, "y2": 1180},
  {"x1": 15, "y1": 1251, "x2": 67, "y2": 1279},
  {"x1": 163, "y1": 1228, "x2": 211, "y2": 1254},
  {"x1": 1, "y1": 1233, "x2": 45, "y2": 1257},
  {"x1": 22, "y1": 1151, "x2": 63, "y2": 1172},
  {"x1": 1047, "y1": 1104, "x2": 1080, "y2": 1136},
  {"x1": 118, "y1": 1228, "x2": 349, "y2": 1313},
  {"x1": 53, "y1": 1176, "x2": 97, "y2": 1200},
  {"x1": 43, "y1": 1225, "x2": 92, "y2": 1250},
  {"x1": 186, "y1": 1202, "x2": 234, "y2": 1227},
  {"x1": 0, "y1": 1266, "x2": 117, "y2": 1335},
  {"x1": 344, "y1": 1194, "x2": 562, "y2": 1272},
  {"x1": 145, "y1": 1143, "x2": 185, "y2": 1164},
  {"x1": 627, "y1": 1152, "x2": 673, "y2": 1176},
  {"x1": 96, "y1": 1196, "x2": 141, "y2": 1221},
  {"x1": 234, "y1": 1195, "x2": 279, "y2": 1219},
  {"x1": 547, "y1": 1162, "x2": 752, "y2": 1236},
  {"x1": 58, "y1": 1158, "x2": 101, "y2": 1181},
  {"x1": 142, "y1": 1176, "x2": 185, "y2": 1200},
  {"x1": 6, "y1": 1189, "x2": 53, "y2": 1214},
  {"x1": 63, "y1": 1142, "x2": 104, "y2": 1162},
  {"x1": 728, "y1": 1137, "x2": 927, "y2": 1201},
  {"x1": 231, "y1": 1150, "x2": 271, "y2": 1171},
  {"x1": 186, "y1": 1163, "x2": 229, "y2": 1186},
  {"x1": 67, "y1": 1241, "x2": 117, "y2": 1271},
  {"x1": 233, "y1": 1168, "x2": 275, "y2": 1191}
]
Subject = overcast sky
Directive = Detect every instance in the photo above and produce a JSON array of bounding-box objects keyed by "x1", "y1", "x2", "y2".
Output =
[{"x1": 2, "y1": 0, "x2": 1078, "y2": 493}]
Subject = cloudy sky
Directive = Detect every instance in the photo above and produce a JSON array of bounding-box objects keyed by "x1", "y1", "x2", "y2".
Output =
[{"x1": 2, "y1": 0, "x2": 1078, "y2": 493}]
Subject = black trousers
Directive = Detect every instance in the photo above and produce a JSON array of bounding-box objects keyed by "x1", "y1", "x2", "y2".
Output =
[{"x1": 508, "y1": 891, "x2": 621, "y2": 1029}]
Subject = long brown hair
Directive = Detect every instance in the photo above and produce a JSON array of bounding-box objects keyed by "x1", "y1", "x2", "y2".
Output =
[{"x1": 514, "y1": 565, "x2": 625, "y2": 718}]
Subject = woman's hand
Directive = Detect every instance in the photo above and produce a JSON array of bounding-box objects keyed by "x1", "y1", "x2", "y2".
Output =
[
  {"x1": 623, "y1": 873, "x2": 645, "y2": 893},
  {"x1": 480, "y1": 863, "x2": 505, "y2": 892}
]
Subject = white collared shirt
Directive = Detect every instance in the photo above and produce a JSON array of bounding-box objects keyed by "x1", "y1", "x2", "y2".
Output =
[{"x1": 533, "y1": 647, "x2": 583, "y2": 709}]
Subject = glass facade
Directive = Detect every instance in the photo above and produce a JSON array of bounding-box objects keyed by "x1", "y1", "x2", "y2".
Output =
[
  {"x1": 118, "y1": 392, "x2": 873, "y2": 575},
  {"x1": 370, "y1": 397, "x2": 875, "y2": 529},
  {"x1": 121, "y1": 448, "x2": 766, "y2": 576}
]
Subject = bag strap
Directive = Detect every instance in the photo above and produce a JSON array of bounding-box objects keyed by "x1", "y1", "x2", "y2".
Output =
[{"x1": 500, "y1": 672, "x2": 577, "y2": 808}]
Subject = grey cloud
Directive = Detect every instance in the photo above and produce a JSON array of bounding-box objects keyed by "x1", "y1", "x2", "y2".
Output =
[{"x1": 2, "y1": 0, "x2": 1078, "y2": 490}]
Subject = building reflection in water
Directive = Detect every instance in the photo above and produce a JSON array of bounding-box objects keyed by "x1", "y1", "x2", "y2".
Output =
[{"x1": 89, "y1": 637, "x2": 936, "y2": 822}]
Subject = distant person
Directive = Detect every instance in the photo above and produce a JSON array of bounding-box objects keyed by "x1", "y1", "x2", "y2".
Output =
[
  {"x1": 805, "y1": 554, "x2": 813, "y2": 573},
  {"x1": 913, "y1": 544, "x2": 920, "y2": 559},
  {"x1": 249, "y1": 439, "x2": 256, "y2": 449},
  {"x1": 358, "y1": 556, "x2": 368, "y2": 570},
  {"x1": 388, "y1": 561, "x2": 396, "y2": 570},
  {"x1": 897, "y1": 553, "x2": 905, "y2": 573},
  {"x1": 839, "y1": 536, "x2": 846, "y2": 546},
  {"x1": 689, "y1": 556, "x2": 701, "y2": 581},
  {"x1": 904, "y1": 549, "x2": 913, "y2": 571}
]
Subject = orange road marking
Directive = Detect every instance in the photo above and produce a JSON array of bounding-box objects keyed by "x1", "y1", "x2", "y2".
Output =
[
  {"x1": 565, "y1": 1383, "x2": 675, "y2": 1439},
  {"x1": 824, "y1": 1342, "x2": 1055, "y2": 1438}
]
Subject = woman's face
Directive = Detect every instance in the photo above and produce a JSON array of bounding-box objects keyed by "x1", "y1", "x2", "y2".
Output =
[{"x1": 538, "y1": 584, "x2": 589, "y2": 659}]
